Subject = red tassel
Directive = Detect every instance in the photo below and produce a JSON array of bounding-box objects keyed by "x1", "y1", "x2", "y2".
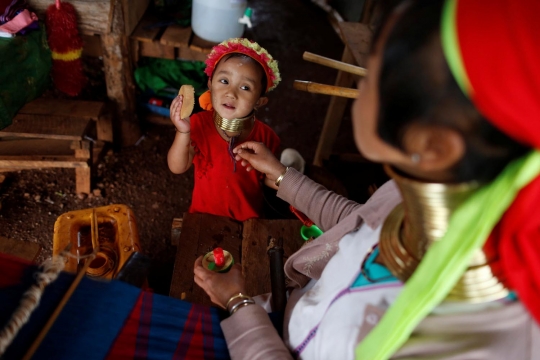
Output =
[{"x1": 45, "y1": 0, "x2": 86, "y2": 96}]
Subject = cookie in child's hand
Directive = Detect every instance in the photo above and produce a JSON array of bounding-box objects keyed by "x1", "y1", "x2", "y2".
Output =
[{"x1": 178, "y1": 85, "x2": 195, "y2": 119}]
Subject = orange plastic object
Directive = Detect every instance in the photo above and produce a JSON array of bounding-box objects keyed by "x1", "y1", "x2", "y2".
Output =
[{"x1": 53, "y1": 204, "x2": 141, "y2": 279}]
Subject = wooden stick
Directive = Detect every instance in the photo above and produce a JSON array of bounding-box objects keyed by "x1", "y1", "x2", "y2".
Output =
[
  {"x1": 303, "y1": 51, "x2": 367, "y2": 76},
  {"x1": 91, "y1": 208, "x2": 100, "y2": 252},
  {"x1": 293, "y1": 80, "x2": 359, "y2": 99}
]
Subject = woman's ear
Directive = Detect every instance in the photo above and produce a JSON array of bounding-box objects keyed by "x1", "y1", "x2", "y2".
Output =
[
  {"x1": 402, "y1": 123, "x2": 465, "y2": 174},
  {"x1": 255, "y1": 97, "x2": 268, "y2": 109}
]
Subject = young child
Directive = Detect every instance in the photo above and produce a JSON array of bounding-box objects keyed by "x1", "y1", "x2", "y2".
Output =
[{"x1": 167, "y1": 38, "x2": 281, "y2": 221}]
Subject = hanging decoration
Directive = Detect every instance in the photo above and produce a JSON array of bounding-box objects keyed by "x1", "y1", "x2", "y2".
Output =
[{"x1": 45, "y1": 0, "x2": 86, "y2": 96}]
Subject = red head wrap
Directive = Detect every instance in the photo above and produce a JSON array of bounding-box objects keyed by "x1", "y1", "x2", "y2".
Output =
[{"x1": 443, "y1": 0, "x2": 540, "y2": 323}]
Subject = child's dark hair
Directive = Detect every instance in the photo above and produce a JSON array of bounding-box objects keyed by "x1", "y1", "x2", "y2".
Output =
[
  {"x1": 375, "y1": 0, "x2": 529, "y2": 182},
  {"x1": 216, "y1": 53, "x2": 268, "y2": 97}
]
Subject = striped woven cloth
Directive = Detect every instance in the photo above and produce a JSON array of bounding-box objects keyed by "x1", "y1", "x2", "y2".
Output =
[{"x1": 0, "y1": 253, "x2": 230, "y2": 360}]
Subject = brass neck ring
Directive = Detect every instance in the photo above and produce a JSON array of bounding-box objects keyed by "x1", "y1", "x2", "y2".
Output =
[{"x1": 214, "y1": 110, "x2": 254, "y2": 132}]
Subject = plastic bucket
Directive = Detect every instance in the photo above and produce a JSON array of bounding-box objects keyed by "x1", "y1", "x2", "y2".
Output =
[{"x1": 191, "y1": 0, "x2": 247, "y2": 43}]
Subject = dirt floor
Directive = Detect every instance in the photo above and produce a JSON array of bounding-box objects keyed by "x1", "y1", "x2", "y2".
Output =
[{"x1": 0, "y1": 0, "x2": 388, "y2": 295}]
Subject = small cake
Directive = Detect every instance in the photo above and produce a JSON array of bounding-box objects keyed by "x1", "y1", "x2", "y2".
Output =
[
  {"x1": 178, "y1": 85, "x2": 195, "y2": 119},
  {"x1": 202, "y1": 247, "x2": 234, "y2": 273}
]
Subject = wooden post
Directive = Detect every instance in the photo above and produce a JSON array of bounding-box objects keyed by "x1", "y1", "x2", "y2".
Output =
[
  {"x1": 101, "y1": 0, "x2": 141, "y2": 147},
  {"x1": 313, "y1": 48, "x2": 356, "y2": 167}
]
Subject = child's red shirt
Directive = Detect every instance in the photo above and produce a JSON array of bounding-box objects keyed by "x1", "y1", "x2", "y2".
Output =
[{"x1": 189, "y1": 110, "x2": 280, "y2": 221}]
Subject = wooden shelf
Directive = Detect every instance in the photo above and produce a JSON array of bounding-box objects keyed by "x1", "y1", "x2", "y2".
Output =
[{"x1": 131, "y1": 13, "x2": 216, "y2": 62}]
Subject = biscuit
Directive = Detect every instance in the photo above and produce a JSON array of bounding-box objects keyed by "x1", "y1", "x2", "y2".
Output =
[{"x1": 178, "y1": 85, "x2": 195, "y2": 119}]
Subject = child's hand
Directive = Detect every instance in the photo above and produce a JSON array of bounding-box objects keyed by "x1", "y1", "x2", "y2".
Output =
[
  {"x1": 234, "y1": 141, "x2": 287, "y2": 184},
  {"x1": 170, "y1": 95, "x2": 191, "y2": 133}
]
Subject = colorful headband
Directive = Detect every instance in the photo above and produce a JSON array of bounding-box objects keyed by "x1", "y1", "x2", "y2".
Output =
[
  {"x1": 356, "y1": 1, "x2": 540, "y2": 358},
  {"x1": 204, "y1": 38, "x2": 281, "y2": 92}
]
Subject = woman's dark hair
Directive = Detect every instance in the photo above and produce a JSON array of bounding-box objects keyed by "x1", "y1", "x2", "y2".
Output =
[
  {"x1": 215, "y1": 53, "x2": 268, "y2": 97},
  {"x1": 375, "y1": 0, "x2": 529, "y2": 182}
]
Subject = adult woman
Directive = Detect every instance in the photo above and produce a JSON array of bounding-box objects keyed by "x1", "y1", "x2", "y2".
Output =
[{"x1": 194, "y1": 0, "x2": 540, "y2": 358}]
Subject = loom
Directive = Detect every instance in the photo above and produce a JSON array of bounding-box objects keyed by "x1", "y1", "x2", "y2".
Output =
[{"x1": 52, "y1": 204, "x2": 141, "y2": 279}]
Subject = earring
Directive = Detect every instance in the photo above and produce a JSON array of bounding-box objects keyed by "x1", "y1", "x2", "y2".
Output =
[{"x1": 411, "y1": 153, "x2": 421, "y2": 164}]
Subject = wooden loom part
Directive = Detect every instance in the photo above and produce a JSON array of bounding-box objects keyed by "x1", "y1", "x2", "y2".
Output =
[
  {"x1": 303, "y1": 51, "x2": 367, "y2": 76},
  {"x1": 293, "y1": 80, "x2": 359, "y2": 99},
  {"x1": 293, "y1": 51, "x2": 365, "y2": 99}
]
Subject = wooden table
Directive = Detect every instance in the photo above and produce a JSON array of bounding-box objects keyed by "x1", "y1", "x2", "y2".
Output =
[
  {"x1": 313, "y1": 22, "x2": 373, "y2": 166},
  {"x1": 170, "y1": 213, "x2": 305, "y2": 306}
]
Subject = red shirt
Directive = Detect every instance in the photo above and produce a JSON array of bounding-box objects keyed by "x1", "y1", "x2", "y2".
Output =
[{"x1": 189, "y1": 111, "x2": 280, "y2": 221}]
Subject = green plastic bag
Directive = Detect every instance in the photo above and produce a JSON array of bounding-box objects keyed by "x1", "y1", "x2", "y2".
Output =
[
  {"x1": 134, "y1": 58, "x2": 207, "y2": 99},
  {"x1": 0, "y1": 24, "x2": 52, "y2": 130}
]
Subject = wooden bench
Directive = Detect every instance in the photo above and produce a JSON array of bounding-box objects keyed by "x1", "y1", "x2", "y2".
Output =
[
  {"x1": 0, "y1": 98, "x2": 112, "y2": 195},
  {"x1": 170, "y1": 213, "x2": 305, "y2": 306}
]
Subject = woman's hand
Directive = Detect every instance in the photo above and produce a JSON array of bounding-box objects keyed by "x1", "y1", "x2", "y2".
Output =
[
  {"x1": 170, "y1": 95, "x2": 191, "y2": 133},
  {"x1": 234, "y1": 141, "x2": 287, "y2": 186},
  {"x1": 194, "y1": 256, "x2": 246, "y2": 309}
]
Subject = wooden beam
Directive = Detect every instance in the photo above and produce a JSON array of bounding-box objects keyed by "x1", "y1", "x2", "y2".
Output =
[
  {"x1": 102, "y1": 0, "x2": 141, "y2": 147},
  {"x1": 293, "y1": 80, "x2": 359, "y2": 99},
  {"x1": 0, "y1": 160, "x2": 89, "y2": 168}
]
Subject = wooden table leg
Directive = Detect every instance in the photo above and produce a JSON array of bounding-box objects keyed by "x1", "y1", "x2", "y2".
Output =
[
  {"x1": 73, "y1": 140, "x2": 91, "y2": 195},
  {"x1": 313, "y1": 48, "x2": 356, "y2": 167}
]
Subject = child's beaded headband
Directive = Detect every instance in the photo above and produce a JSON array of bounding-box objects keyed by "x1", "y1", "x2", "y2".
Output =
[{"x1": 204, "y1": 38, "x2": 281, "y2": 92}]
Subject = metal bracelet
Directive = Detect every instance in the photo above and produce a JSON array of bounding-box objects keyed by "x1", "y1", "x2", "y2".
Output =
[
  {"x1": 226, "y1": 293, "x2": 251, "y2": 311},
  {"x1": 229, "y1": 298, "x2": 256, "y2": 315},
  {"x1": 274, "y1": 167, "x2": 290, "y2": 187}
]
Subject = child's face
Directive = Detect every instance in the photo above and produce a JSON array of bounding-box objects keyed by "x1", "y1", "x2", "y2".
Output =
[{"x1": 208, "y1": 56, "x2": 265, "y2": 119}]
